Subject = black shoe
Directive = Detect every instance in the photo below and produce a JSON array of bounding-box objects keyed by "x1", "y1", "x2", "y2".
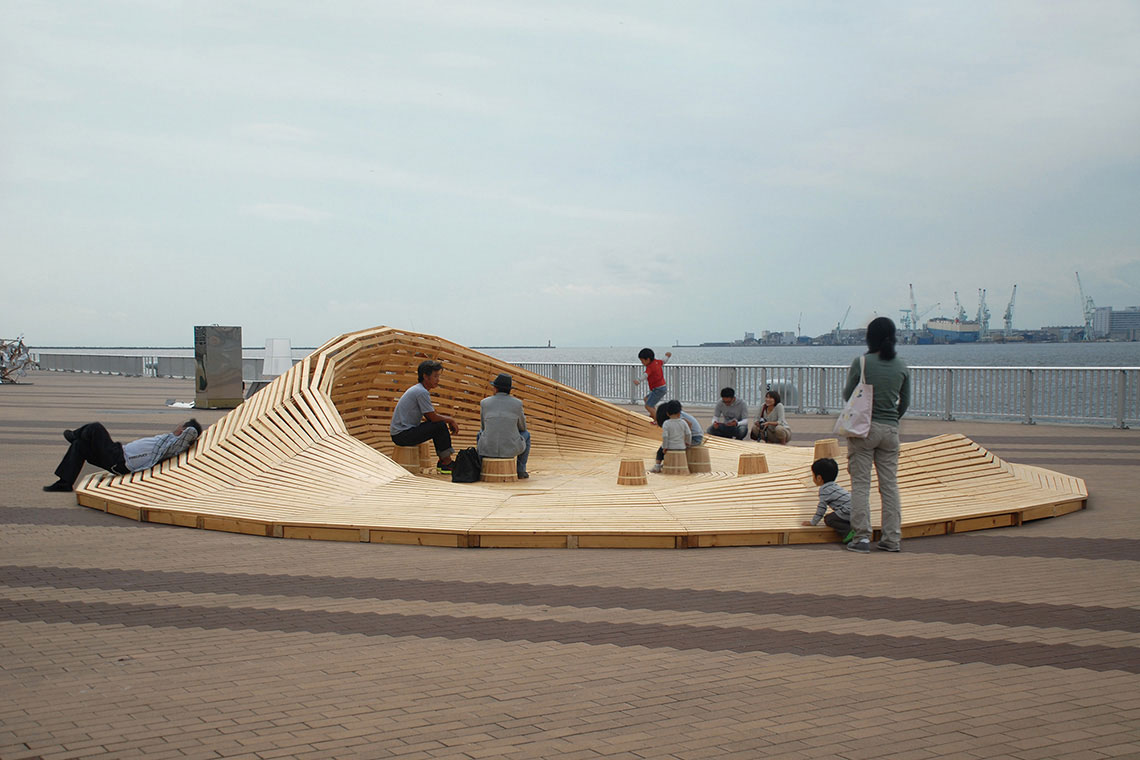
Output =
[
  {"x1": 436, "y1": 460, "x2": 453, "y2": 475},
  {"x1": 517, "y1": 472, "x2": 529, "y2": 479},
  {"x1": 43, "y1": 480, "x2": 73, "y2": 492},
  {"x1": 63, "y1": 429, "x2": 76, "y2": 443}
]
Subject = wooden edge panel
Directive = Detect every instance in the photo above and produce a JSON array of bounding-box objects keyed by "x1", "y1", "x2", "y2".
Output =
[{"x1": 281, "y1": 525, "x2": 361, "y2": 542}]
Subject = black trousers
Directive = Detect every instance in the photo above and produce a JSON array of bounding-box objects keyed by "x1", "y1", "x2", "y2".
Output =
[
  {"x1": 391, "y1": 421, "x2": 453, "y2": 459},
  {"x1": 707, "y1": 424, "x2": 747, "y2": 440},
  {"x1": 54, "y1": 422, "x2": 129, "y2": 486},
  {"x1": 824, "y1": 511, "x2": 852, "y2": 536}
]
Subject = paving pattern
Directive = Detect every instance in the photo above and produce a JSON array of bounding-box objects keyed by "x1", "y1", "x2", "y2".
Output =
[{"x1": 2, "y1": 371, "x2": 1138, "y2": 759}]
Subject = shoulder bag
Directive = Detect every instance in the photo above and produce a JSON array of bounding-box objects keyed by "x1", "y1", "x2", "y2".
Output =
[{"x1": 834, "y1": 355, "x2": 873, "y2": 438}]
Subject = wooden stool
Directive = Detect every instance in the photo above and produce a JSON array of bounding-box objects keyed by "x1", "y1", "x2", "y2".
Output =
[
  {"x1": 737, "y1": 451, "x2": 768, "y2": 475},
  {"x1": 663, "y1": 449, "x2": 689, "y2": 475},
  {"x1": 813, "y1": 438, "x2": 840, "y2": 460},
  {"x1": 685, "y1": 445, "x2": 712, "y2": 473},
  {"x1": 393, "y1": 445, "x2": 424, "y2": 474},
  {"x1": 417, "y1": 441, "x2": 434, "y2": 472},
  {"x1": 480, "y1": 457, "x2": 518, "y2": 482},
  {"x1": 617, "y1": 458, "x2": 647, "y2": 486}
]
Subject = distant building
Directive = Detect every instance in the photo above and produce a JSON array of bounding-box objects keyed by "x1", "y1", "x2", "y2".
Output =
[
  {"x1": 1105, "y1": 306, "x2": 1140, "y2": 340},
  {"x1": 1094, "y1": 307, "x2": 1112, "y2": 338},
  {"x1": 1040, "y1": 325, "x2": 1085, "y2": 342},
  {"x1": 760, "y1": 330, "x2": 797, "y2": 345}
]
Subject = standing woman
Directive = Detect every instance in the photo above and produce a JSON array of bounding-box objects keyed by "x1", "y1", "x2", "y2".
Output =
[
  {"x1": 752, "y1": 391, "x2": 791, "y2": 444},
  {"x1": 844, "y1": 317, "x2": 910, "y2": 553}
]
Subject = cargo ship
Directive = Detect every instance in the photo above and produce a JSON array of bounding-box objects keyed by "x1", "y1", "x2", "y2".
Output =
[{"x1": 924, "y1": 317, "x2": 982, "y2": 343}]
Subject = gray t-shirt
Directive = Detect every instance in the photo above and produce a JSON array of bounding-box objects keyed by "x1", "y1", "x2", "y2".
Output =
[
  {"x1": 713, "y1": 398, "x2": 748, "y2": 425},
  {"x1": 661, "y1": 417, "x2": 692, "y2": 450},
  {"x1": 390, "y1": 383, "x2": 435, "y2": 435},
  {"x1": 680, "y1": 411, "x2": 703, "y2": 442}
]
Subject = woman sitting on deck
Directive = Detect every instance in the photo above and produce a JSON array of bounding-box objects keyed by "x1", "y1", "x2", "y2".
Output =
[{"x1": 751, "y1": 391, "x2": 791, "y2": 444}]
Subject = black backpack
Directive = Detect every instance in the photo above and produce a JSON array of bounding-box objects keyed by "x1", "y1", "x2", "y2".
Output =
[{"x1": 451, "y1": 447, "x2": 482, "y2": 483}]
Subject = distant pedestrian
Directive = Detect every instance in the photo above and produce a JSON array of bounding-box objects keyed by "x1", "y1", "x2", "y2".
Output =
[
  {"x1": 707, "y1": 387, "x2": 748, "y2": 440},
  {"x1": 633, "y1": 348, "x2": 671, "y2": 421},
  {"x1": 802, "y1": 457, "x2": 854, "y2": 543},
  {"x1": 843, "y1": 317, "x2": 910, "y2": 554},
  {"x1": 44, "y1": 420, "x2": 202, "y2": 492}
]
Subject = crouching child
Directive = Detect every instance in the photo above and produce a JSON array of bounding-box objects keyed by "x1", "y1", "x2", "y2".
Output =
[{"x1": 802, "y1": 457, "x2": 855, "y2": 543}]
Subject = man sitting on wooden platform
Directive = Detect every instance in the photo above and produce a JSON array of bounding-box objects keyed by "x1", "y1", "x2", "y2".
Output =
[
  {"x1": 390, "y1": 360, "x2": 460, "y2": 474},
  {"x1": 476, "y1": 373, "x2": 531, "y2": 479}
]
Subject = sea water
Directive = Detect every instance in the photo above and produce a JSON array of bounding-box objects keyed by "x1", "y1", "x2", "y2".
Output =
[{"x1": 30, "y1": 342, "x2": 1139, "y2": 367}]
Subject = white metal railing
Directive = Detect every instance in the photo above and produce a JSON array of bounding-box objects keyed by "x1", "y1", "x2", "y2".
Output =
[
  {"x1": 33, "y1": 354, "x2": 267, "y2": 383},
  {"x1": 517, "y1": 362, "x2": 1137, "y2": 429},
  {"x1": 29, "y1": 354, "x2": 1137, "y2": 427}
]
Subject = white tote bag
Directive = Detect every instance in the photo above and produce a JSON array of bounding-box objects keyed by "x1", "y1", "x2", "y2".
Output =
[{"x1": 834, "y1": 355, "x2": 873, "y2": 438}]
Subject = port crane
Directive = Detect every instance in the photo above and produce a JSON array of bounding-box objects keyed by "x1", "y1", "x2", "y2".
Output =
[
  {"x1": 953, "y1": 291, "x2": 968, "y2": 322},
  {"x1": 834, "y1": 306, "x2": 851, "y2": 342},
  {"x1": 976, "y1": 289, "x2": 991, "y2": 337},
  {"x1": 1075, "y1": 271, "x2": 1096, "y2": 340},
  {"x1": 900, "y1": 284, "x2": 940, "y2": 335},
  {"x1": 1003, "y1": 285, "x2": 1017, "y2": 337}
]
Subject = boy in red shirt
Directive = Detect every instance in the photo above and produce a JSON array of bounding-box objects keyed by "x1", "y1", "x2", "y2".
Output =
[{"x1": 634, "y1": 348, "x2": 671, "y2": 421}]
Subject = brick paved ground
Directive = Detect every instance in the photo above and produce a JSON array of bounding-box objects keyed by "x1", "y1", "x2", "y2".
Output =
[{"x1": 2, "y1": 371, "x2": 1138, "y2": 760}]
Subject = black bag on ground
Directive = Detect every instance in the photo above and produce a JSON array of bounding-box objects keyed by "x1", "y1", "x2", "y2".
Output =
[{"x1": 451, "y1": 447, "x2": 482, "y2": 483}]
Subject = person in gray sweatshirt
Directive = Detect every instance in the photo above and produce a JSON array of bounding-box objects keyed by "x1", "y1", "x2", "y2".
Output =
[
  {"x1": 707, "y1": 387, "x2": 748, "y2": 440},
  {"x1": 651, "y1": 400, "x2": 692, "y2": 473}
]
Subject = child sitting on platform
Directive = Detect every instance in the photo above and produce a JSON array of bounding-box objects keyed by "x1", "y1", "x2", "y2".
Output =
[
  {"x1": 802, "y1": 457, "x2": 855, "y2": 543},
  {"x1": 650, "y1": 400, "x2": 691, "y2": 473}
]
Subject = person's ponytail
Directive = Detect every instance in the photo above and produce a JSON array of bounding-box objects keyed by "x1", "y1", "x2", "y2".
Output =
[{"x1": 865, "y1": 317, "x2": 898, "y2": 360}]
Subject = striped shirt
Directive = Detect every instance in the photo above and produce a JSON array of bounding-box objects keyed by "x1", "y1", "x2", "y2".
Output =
[{"x1": 810, "y1": 481, "x2": 852, "y2": 525}]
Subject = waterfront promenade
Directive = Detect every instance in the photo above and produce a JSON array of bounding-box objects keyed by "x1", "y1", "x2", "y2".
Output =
[{"x1": 2, "y1": 371, "x2": 1138, "y2": 760}]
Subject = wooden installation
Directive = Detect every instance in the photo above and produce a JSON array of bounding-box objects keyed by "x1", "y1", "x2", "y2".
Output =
[
  {"x1": 662, "y1": 450, "x2": 689, "y2": 475},
  {"x1": 480, "y1": 457, "x2": 518, "y2": 483},
  {"x1": 813, "y1": 438, "x2": 840, "y2": 459},
  {"x1": 617, "y1": 458, "x2": 647, "y2": 486},
  {"x1": 74, "y1": 325, "x2": 1089, "y2": 550},
  {"x1": 685, "y1": 445, "x2": 712, "y2": 473},
  {"x1": 738, "y1": 451, "x2": 769, "y2": 475}
]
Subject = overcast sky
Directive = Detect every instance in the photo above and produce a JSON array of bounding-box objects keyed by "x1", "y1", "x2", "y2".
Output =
[{"x1": 3, "y1": 1, "x2": 1139, "y2": 347}]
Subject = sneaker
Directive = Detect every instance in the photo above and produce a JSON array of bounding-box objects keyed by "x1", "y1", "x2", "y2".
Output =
[
  {"x1": 877, "y1": 542, "x2": 900, "y2": 552},
  {"x1": 43, "y1": 480, "x2": 72, "y2": 492},
  {"x1": 846, "y1": 538, "x2": 871, "y2": 553},
  {"x1": 649, "y1": 463, "x2": 663, "y2": 473},
  {"x1": 63, "y1": 429, "x2": 76, "y2": 443},
  {"x1": 436, "y1": 460, "x2": 453, "y2": 475},
  {"x1": 842, "y1": 530, "x2": 856, "y2": 544}
]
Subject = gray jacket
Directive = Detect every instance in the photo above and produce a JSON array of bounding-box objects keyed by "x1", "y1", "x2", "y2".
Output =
[{"x1": 477, "y1": 392, "x2": 528, "y2": 458}]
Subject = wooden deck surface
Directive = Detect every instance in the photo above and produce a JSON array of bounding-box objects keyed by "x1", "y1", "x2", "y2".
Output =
[{"x1": 74, "y1": 326, "x2": 1088, "y2": 548}]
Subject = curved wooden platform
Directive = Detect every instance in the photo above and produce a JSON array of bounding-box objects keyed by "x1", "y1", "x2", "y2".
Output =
[{"x1": 74, "y1": 326, "x2": 1088, "y2": 548}]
